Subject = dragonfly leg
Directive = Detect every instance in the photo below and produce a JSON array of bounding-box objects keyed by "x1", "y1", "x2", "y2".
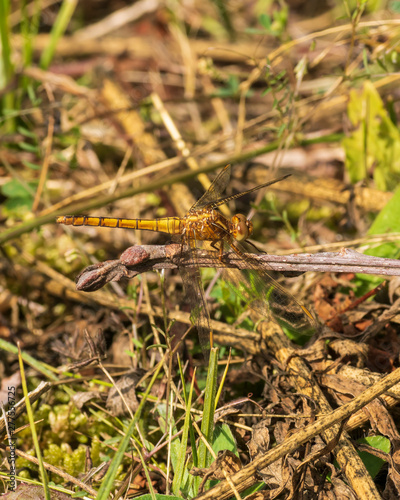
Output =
[
  {"x1": 210, "y1": 240, "x2": 224, "y2": 261},
  {"x1": 179, "y1": 228, "x2": 190, "y2": 262}
]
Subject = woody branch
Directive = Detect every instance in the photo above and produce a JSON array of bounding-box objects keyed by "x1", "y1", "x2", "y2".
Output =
[{"x1": 74, "y1": 244, "x2": 400, "y2": 292}]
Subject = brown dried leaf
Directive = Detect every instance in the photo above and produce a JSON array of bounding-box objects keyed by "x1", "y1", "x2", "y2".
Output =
[
  {"x1": 384, "y1": 461, "x2": 400, "y2": 499},
  {"x1": 106, "y1": 369, "x2": 145, "y2": 417},
  {"x1": 296, "y1": 339, "x2": 328, "y2": 364},
  {"x1": 320, "y1": 374, "x2": 366, "y2": 398},
  {"x1": 274, "y1": 419, "x2": 292, "y2": 444},
  {"x1": 0, "y1": 372, "x2": 21, "y2": 406},
  {"x1": 330, "y1": 477, "x2": 358, "y2": 499},
  {"x1": 247, "y1": 420, "x2": 285, "y2": 488},
  {"x1": 389, "y1": 276, "x2": 400, "y2": 303},
  {"x1": 190, "y1": 450, "x2": 242, "y2": 494},
  {"x1": 363, "y1": 398, "x2": 400, "y2": 443},
  {"x1": 2, "y1": 484, "x2": 70, "y2": 499},
  {"x1": 110, "y1": 332, "x2": 136, "y2": 366},
  {"x1": 329, "y1": 339, "x2": 368, "y2": 368},
  {"x1": 72, "y1": 391, "x2": 104, "y2": 410},
  {"x1": 298, "y1": 418, "x2": 348, "y2": 471},
  {"x1": 190, "y1": 450, "x2": 241, "y2": 480},
  {"x1": 244, "y1": 490, "x2": 285, "y2": 500},
  {"x1": 247, "y1": 420, "x2": 270, "y2": 458}
]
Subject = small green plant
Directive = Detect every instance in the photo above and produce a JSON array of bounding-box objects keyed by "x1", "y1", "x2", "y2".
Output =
[
  {"x1": 246, "y1": 4, "x2": 288, "y2": 38},
  {"x1": 342, "y1": 81, "x2": 400, "y2": 191},
  {"x1": 356, "y1": 435, "x2": 390, "y2": 479}
]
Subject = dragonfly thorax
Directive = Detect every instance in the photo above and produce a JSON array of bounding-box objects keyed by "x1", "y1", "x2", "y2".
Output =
[
  {"x1": 231, "y1": 213, "x2": 253, "y2": 242},
  {"x1": 183, "y1": 210, "x2": 253, "y2": 243}
]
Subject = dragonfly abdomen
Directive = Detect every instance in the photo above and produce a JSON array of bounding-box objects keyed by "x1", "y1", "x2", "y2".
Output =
[{"x1": 56, "y1": 215, "x2": 183, "y2": 234}]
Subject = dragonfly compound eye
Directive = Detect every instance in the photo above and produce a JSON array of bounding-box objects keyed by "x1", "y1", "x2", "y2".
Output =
[{"x1": 232, "y1": 214, "x2": 253, "y2": 241}]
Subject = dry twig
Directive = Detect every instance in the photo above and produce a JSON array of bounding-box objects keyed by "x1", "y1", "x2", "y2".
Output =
[{"x1": 73, "y1": 244, "x2": 400, "y2": 293}]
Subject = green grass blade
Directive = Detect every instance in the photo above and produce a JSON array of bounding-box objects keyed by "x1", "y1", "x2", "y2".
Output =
[
  {"x1": 0, "y1": 0, "x2": 13, "y2": 86},
  {"x1": 0, "y1": 0, "x2": 15, "y2": 131},
  {"x1": 0, "y1": 338, "x2": 58, "y2": 380},
  {"x1": 96, "y1": 356, "x2": 164, "y2": 500},
  {"x1": 156, "y1": 402, "x2": 180, "y2": 484},
  {"x1": 196, "y1": 347, "x2": 219, "y2": 492},
  {"x1": 172, "y1": 366, "x2": 196, "y2": 496},
  {"x1": 39, "y1": 0, "x2": 78, "y2": 69},
  {"x1": 135, "y1": 442, "x2": 157, "y2": 500},
  {"x1": 18, "y1": 345, "x2": 51, "y2": 500}
]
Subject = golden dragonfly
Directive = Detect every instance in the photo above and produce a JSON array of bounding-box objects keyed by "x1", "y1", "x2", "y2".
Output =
[{"x1": 57, "y1": 165, "x2": 316, "y2": 356}]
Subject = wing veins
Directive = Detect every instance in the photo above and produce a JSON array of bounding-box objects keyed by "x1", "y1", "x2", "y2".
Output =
[
  {"x1": 179, "y1": 235, "x2": 212, "y2": 359},
  {"x1": 189, "y1": 164, "x2": 231, "y2": 212},
  {"x1": 201, "y1": 229, "x2": 316, "y2": 335},
  {"x1": 206, "y1": 174, "x2": 292, "y2": 210}
]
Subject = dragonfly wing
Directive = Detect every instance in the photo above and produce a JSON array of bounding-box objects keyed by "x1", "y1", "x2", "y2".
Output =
[
  {"x1": 189, "y1": 164, "x2": 231, "y2": 212},
  {"x1": 179, "y1": 238, "x2": 212, "y2": 359},
  {"x1": 214, "y1": 239, "x2": 316, "y2": 337}
]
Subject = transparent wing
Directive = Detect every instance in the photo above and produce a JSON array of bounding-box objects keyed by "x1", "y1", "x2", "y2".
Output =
[
  {"x1": 202, "y1": 238, "x2": 316, "y2": 338},
  {"x1": 205, "y1": 174, "x2": 291, "y2": 210},
  {"x1": 189, "y1": 164, "x2": 232, "y2": 212},
  {"x1": 179, "y1": 237, "x2": 212, "y2": 360},
  {"x1": 190, "y1": 166, "x2": 291, "y2": 213}
]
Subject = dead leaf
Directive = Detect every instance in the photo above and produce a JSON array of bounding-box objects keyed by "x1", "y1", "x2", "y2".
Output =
[
  {"x1": 330, "y1": 477, "x2": 358, "y2": 499},
  {"x1": 72, "y1": 391, "x2": 104, "y2": 410},
  {"x1": 110, "y1": 332, "x2": 135, "y2": 366},
  {"x1": 247, "y1": 420, "x2": 284, "y2": 488},
  {"x1": 389, "y1": 277, "x2": 400, "y2": 303},
  {"x1": 329, "y1": 339, "x2": 368, "y2": 368},
  {"x1": 247, "y1": 420, "x2": 270, "y2": 458},
  {"x1": 2, "y1": 483, "x2": 70, "y2": 499},
  {"x1": 106, "y1": 369, "x2": 145, "y2": 417},
  {"x1": 190, "y1": 450, "x2": 242, "y2": 494},
  {"x1": 296, "y1": 339, "x2": 328, "y2": 364},
  {"x1": 384, "y1": 465, "x2": 400, "y2": 498},
  {"x1": 0, "y1": 372, "x2": 21, "y2": 406},
  {"x1": 363, "y1": 399, "x2": 400, "y2": 444}
]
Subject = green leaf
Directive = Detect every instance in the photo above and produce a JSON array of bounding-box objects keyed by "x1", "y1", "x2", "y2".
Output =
[
  {"x1": 17, "y1": 125, "x2": 37, "y2": 139},
  {"x1": 354, "y1": 188, "x2": 400, "y2": 293},
  {"x1": 1, "y1": 179, "x2": 36, "y2": 213},
  {"x1": 357, "y1": 435, "x2": 390, "y2": 478},
  {"x1": 4, "y1": 196, "x2": 33, "y2": 212},
  {"x1": 390, "y1": 0, "x2": 400, "y2": 13},
  {"x1": 259, "y1": 13, "x2": 271, "y2": 30},
  {"x1": 40, "y1": 0, "x2": 78, "y2": 69},
  {"x1": 212, "y1": 424, "x2": 238, "y2": 455},
  {"x1": 17, "y1": 140, "x2": 39, "y2": 153},
  {"x1": 364, "y1": 186, "x2": 400, "y2": 259},
  {"x1": 342, "y1": 81, "x2": 400, "y2": 190},
  {"x1": 21, "y1": 160, "x2": 41, "y2": 170},
  {"x1": 1, "y1": 179, "x2": 35, "y2": 199},
  {"x1": 369, "y1": 187, "x2": 400, "y2": 235},
  {"x1": 156, "y1": 403, "x2": 181, "y2": 474},
  {"x1": 214, "y1": 75, "x2": 240, "y2": 98}
]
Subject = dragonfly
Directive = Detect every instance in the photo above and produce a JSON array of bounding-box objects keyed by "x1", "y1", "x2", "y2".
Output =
[{"x1": 57, "y1": 165, "x2": 316, "y2": 357}]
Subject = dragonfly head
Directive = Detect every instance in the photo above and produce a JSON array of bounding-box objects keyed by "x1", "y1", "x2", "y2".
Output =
[{"x1": 232, "y1": 214, "x2": 253, "y2": 241}]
